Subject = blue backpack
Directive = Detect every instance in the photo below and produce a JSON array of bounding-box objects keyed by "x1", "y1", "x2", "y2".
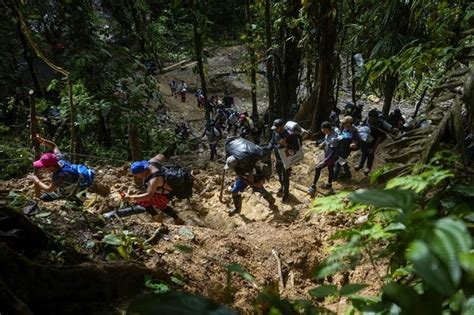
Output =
[{"x1": 60, "y1": 163, "x2": 95, "y2": 189}]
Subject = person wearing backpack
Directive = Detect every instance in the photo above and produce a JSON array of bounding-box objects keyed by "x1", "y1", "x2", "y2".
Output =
[
  {"x1": 200, "y1": 120, "x2": 222, "y2": 161},
  {"x1": 334, "y1": 116, "x2": 360, "y2": 180},
  {"x1": 355, "y1": 109, "x2": 394, "y2": 175},
  {"x1": 225, "y1": 138, "x2": 275, "y2": 215},
  {"x1": 179, "y1": 81, "x2": 187, "y2": 102},
  {"x1": 103, "y1": 154, "x2": 187, "y2": 224},
  {"x1": 267, "y1": 118, "x2": 300, "y2": 202},
  {"x1": 28, "y1": 135, "x2": 95, "y2": 202},
  {"x1": 307, "y1": 121, "x2": 339, "y2": 195}
]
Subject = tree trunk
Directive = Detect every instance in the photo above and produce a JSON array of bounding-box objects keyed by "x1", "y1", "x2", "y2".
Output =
[
  {"x1": 274, "y1": 1, "x2": 302, "y2": 118},
  {"x1": 29, "y1": 91, "x2": 41, "y2": 197},
  {"x1": 311, "y1": 0, "x2": 338, "y2": 132},
  {"x1": 128, "y1": 119, "x2": 141, "y2": 161},
  {"x1": 463, "y1": 68, "x2": 474, "y2": 131},
  {"x1": 67, "y1": 79, "x2": 79, "y2": 161},
  {"x1": 264, "y1": 0, "x2": 276, "y2": 123},
  {"x1": 245, "y1": 0, "x2": 258, "y2": 120},
  {"x1": 14, "y1": 11, "x2": 43, "y2": 97},
  {"x1": 192, "y1": 1, "x2": 210, "y2": 124},
  {"x1": 382, "y1": 73, "x2": 398, "y2": 117},
  {"x1": 129, "y1": 1, "x2": 146, "y2": 55}
]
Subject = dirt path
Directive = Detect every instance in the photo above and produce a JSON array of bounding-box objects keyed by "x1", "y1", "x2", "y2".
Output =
[{"x1": 1, "y1": 46, "x2": 390, "y2": 313}]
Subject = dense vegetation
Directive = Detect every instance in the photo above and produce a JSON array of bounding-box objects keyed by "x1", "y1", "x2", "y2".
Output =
[{"x1": 0, "y1": 0, "x2": 473, "y2": 314}]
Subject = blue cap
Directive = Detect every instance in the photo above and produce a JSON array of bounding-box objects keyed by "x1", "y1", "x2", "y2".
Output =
[{"x1": 130, "y1": 160, "x2": 149, "y2": 174}]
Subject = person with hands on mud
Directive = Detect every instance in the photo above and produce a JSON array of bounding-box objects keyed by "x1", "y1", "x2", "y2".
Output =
[
  {"x1": 29, "y1": 134, "x2": 95, "y2": 202},
  {"x1": 103, "y1": 154, "x2": 185, "y2": 225},
  {"x1": 307, "y1": 122, "x2": 339, "y2": 195},
  {"x1": 267, "y1": 118, "x2": 299, "y2": 202},
  {"x1": 225, "y1": 155, "x2": 275, "y2": 216}
]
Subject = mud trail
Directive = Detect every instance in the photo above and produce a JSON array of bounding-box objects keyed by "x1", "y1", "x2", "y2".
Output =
[{"x1": 0, "y1": 47, "x2": 391, "y2": 313}]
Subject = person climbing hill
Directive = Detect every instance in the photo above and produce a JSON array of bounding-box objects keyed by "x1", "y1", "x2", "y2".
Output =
[
  {"x1": 103, "y1": 154, "x2": 189, "y2": 225},
  {"x1": 224, "y1": 138, "x2": 274, "y2": 215},
  {"x1": 267, "y1": 118, "x2": 300, "y2": 202},
  {"x1": 28, "y1": 135, "x2": 95, "y2": 202},
  {"x1": 307, "y1": 121, "x2": 339, "y2": 195}
]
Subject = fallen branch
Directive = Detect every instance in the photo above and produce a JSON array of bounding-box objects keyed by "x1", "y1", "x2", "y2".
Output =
[{"x1": 271, "y1": 249, "x2": 285, "y2": 291}]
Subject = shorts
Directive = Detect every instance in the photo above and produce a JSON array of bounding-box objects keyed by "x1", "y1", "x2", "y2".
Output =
[{"x1": 136, "y1": 194, "x2": 169, "y2": 210}]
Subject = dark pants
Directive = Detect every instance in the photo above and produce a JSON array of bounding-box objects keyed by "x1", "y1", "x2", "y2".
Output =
[
  {"x1": 105, "y1": 205, "x2": 178, "y2": 219},
  {"x1": 276, "y1": 162, "x2": 291, "y2": 196},
  {"x1": 210, "y1": 143, "x2": 217, "y2": 161},
  {"x1": 312, "y1": 163, "x2": 334, "y2": 186},
  {"x1": 358, "y1": 142, "x2": 375, "y2": 170},
  {"x1": 334, "y1": 161, "x2": 351, "y2": 179}
]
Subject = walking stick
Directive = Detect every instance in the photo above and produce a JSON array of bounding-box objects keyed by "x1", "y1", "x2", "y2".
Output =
[{"x1": 219, "y1": 168, "x2": 226, "y2": 202}]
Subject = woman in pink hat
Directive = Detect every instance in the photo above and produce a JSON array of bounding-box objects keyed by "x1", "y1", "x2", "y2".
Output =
[{"x1": 29, "y1": 135, "x2": 94, "y2": 202}]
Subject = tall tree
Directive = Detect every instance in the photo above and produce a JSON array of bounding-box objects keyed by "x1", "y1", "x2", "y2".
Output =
[
  {"x1": 245, "y1": 0, "x2": 258, "y2": 120},
  {"x1": 311, "y1": 0, "x2": 338, "y2": 131},
  {"x1": 273, "y1": 0, "x2": 302, "y2": 118},
  {"x1": 264, "y1": 0, "x2": 275, "y2": 123},
  {"x1": 191, "y1": 0, "x2": 210, "y2": 123}
]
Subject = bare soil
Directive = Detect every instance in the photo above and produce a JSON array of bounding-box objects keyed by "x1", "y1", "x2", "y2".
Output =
[{"x1": 0, "y1": 46, "x2": 397, "y2": 314}]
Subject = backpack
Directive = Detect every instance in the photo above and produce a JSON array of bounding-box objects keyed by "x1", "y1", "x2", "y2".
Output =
[
  {"x1": 60, "y1": 163, "x2": 95, "y2": 189},
  {"x1": 225, "y1": 137, "x2": 271, "y2": 176},
  {"x1": 145, "y1": 164, "x2": 193, "y2": 199}
]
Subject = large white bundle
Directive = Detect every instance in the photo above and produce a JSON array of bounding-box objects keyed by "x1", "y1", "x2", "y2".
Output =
[{"x1": 284, "y1": 121, "x2": 307, "y2": 135}]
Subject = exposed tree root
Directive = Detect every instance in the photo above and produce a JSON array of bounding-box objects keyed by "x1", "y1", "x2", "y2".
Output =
[{"x1": 0, "y1": 205, "x2": 169, "y2": 314}]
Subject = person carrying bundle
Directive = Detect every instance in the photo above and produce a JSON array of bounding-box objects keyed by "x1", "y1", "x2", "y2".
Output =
[
  {"x1": 267, "y1": 119, "x2": 302, "y2": 201},
  {"x1": 224, "y1": 138, "x2": 274, "y2": 215},
  {"x1": 28, "y1": 135, "x2": 95, "y2": 202},
  {"x1": 103, "y1": 154, "x2": 190, "y2": 224}
]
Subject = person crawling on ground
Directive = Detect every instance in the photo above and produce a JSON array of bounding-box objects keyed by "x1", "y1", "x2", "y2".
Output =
[
  {"x1": 103, "y1": 154, "x2": 185, "y2": 225},
  {"x1": 28, "y1": 134, "x2": 95, "y2": 202}
]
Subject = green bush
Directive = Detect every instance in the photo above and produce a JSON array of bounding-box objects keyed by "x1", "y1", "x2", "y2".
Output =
[{"x1": 0, "y1": 144, "x2": 32, "y2": 180}]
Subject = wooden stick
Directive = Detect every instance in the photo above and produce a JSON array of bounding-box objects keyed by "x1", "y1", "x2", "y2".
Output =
[
  {"x1": 219, "y1": 168, "x2": 226, "y2": 203},
  {"x1": 271, "y1": 249, "x2": 284, "y2": 291}
]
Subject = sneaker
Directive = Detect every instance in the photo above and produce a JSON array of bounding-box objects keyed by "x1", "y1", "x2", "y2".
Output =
[
  {"x1": 282, "y1": 194, "x2": 289, "y2": 202},
  {"x1": 174, "y1": 218, "x2": 185, "y2": 225},
  {"x1": 354, "y1": 166, "x2": 362, "y2": 171},
  {"x1": 228, "y1": 208, "x2": 240, "y2": 216},
  {"x1": 320, "y1": 183, "x2": 332, "y2": 190},
  {"x1": 276, "y1": 187, "x2": 284, "y2": 196},
  {"x1": 363, "y1": 169, "x2": 371, "y2": 176},
  {"x1": 103, "y1": 211, "x2": 117, "y2": 219},
  {"x1": 307, "y1": 185, "x2": 316, "y2": 195}
]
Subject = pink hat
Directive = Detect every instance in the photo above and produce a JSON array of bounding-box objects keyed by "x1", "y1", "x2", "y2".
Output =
[{"x1": 33, "y1": 153, "x2": 59, "y2": 168}]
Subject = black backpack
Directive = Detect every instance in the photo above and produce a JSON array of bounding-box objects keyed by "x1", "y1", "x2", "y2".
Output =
[
  {"x1": 145, "y1": 164, "x2": 193, "y2": 199},
  {"x1": 225, "y1": 137, "x2": 272, "y2": 178}
]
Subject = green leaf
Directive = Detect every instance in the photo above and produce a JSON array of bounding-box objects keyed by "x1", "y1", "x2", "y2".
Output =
[
  {"x1": 452, "y1": 185, "x2": 474, "y2": 197},
  {"x1": 382, "y1": 282, "x2": 420, "y2": 312},
  {"x1": 179, "y1": 227, "x2": 195, "y2": 240},
  {"x1": 459, "y1": 252, "x2": 474, "y2": 274},
  {"x1": 340, "y1": 284, "x2": 368, "y2": 296},
  {"x1": 173, "y1": 244, "x2": 193, "y2": 253},
  {"x1": 384, "y1": 222, "x2": 406, "y2": 233},
  {"x1": 350, "y1": 189, "x2": 415, "y2": 211},
  {"x1": 406, "y1": 240, "x2": 455, "y2": 295},
  {"x1": 308, "y1": 285, "x2": 337, "y2": 298},
  {"x1": 226, "y1": 264, "x2": 257, "y2": 287},
  {"x1": 102, "y1": 234, "x2": 122, "y2": 246}
]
